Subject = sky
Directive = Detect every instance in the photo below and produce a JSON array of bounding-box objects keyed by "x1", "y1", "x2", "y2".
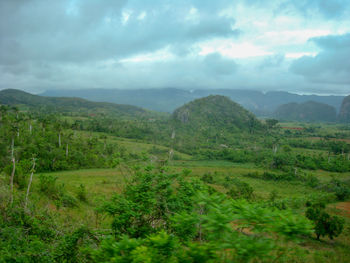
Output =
[{"x1": 0, "y1": 0, "x2": 350, "y2": 95}]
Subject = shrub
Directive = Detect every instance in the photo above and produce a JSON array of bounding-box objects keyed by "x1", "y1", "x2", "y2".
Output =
[
  {"x1": 321, "y1": 178, "x2": 350, "y2": 201},
  {"x1": 59, "y1": 194, "x2": 78, "y2": 208},
  {"x1": 201, "y1": 173, "x2": 214, "y2": 184},
  {"x1": 76, "y1": 184, "x2": 87, "y2": 202},
  {"x1": 227, "y1": 179, "x2": 254, "y2": 200},
  {"x1": 38, "y1": 174, "x2": 62, "y2": 199}
]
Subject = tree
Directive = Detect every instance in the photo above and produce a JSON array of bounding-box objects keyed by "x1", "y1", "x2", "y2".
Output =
[
  {"x1": 305, "y1": 202, "x2": 344, "y2": 240},
  {"x1": 266, "y1": 119, "x2": 278, "y2": 129}
]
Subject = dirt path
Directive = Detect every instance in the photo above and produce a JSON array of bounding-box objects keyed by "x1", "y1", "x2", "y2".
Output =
[{"x1": 335, "y1": 202, "x2": 350, "y2": 218}]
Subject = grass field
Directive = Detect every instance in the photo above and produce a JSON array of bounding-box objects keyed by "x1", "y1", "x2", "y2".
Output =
[{"x1": 33, "y1": 161, "x2": 350, "y2": 242}]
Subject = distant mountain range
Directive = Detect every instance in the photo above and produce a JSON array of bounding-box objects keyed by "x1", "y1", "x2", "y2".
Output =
[
  {"x1": 41, "y1": 88, "x2": 345, "y2": 116},
  {"x1": 2, "y1": 88, "x2": 349, "y2": 123},
  {"x1": 0, "y1": 89, "x2": 160, "y2": 120}
]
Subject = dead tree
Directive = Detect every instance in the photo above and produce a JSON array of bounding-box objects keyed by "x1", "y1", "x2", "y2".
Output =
[
  {"x1": 25, "y1": 158, "x2": 36, "y2": 209},
  {"x1": 10, "y1": 157, "x2": 16, "y2": 205}
]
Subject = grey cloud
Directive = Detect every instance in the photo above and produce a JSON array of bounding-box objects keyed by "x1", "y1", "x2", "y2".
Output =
[
  {"x1": 278, "y1": 0, "x2": 350, "y2": 19},
  {"x1": 1, "y1": 0, "x2": 349, "y2": 95},
  {"x1": 244, "y1": 0, "x2": 350, "y2": 19},
  {"x1": 0, "y1": 0, "x2": 238, "y2": 67},
  {"x1": 0, "y1": 0, "x2": 240, "y2": 93},
  {"x1": 290, "y1": 33, "x2": 350, "y2": 85},
  {"x1": 204, "y1": 53, "x2": 238, "y2": 75},
  {"x1": 258, "y1": 54, "x2": 285, "y2": 70}
]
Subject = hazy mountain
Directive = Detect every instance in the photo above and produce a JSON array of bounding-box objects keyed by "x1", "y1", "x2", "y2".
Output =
[
  {"x1": 172, "y1": 95, "x2": 261, "y2": 132},
  {"x1": 274, "y1": 101, "x2": 337, "y2": 122},
  {"x1": 41, "y1": 88, "x2": 345, "y2": 116},
  {"x1": 0, "y1": 89, "x2": 159, "y2": 119},
  {"x1": 338, "y1": 95, "x2": 350, "y2": 123}
]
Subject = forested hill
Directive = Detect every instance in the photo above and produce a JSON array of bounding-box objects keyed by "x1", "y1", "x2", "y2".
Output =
[
  {"x1": 339, "y1": 95, "x2": 350, "y2": 123},
  {"x1": 274, "y1": 101, "x2": 337, "y2": 122},
  {"x1": 0, "y1": 89, "x2": 160, "y2": 119},
  {"x1": 172, "y1": 95, "x2": 261, "y2": 132}
]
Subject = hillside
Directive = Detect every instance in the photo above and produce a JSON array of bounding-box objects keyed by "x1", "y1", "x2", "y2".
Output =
[
  {"x1": 339, "y1": 95, "x2": 350, "y2": 123},
  {"x1": 0, "y1": 89, "x2": 160, "y2": 119},
  {"x1": 274, "y1": 101, "x2": 337, "y2": 122},
  {"x1": 41, "y1": 88, "x2": 345, "y2": 115},
  {"x1": 172, "y1": 95, "x2": 261, "y2": 132}
]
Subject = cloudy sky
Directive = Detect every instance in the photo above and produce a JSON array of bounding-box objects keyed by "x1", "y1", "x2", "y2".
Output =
[{"x1": 1, "y1": 0, "x2": 350, "y2": 95}]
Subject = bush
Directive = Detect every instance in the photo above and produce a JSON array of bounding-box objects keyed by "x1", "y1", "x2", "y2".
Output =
[
  {"x1": 201, "y1": 173, "x2": 214, "y2": 184},
  {"x1": 76, "y1": 184, "x2": 87, "y2": 202},
  {"x1": 59, "y1": 194, "x2": 78, "y2": 208},
  {"x1": 227, "y1": 178, "x2": 254, "y2": 200},
  {"x1": 321, "y1": 178, "x2": 350, "y2": 201},
  {"x1": 38, "y1": 174, "x2": 62, "y2": 199}
]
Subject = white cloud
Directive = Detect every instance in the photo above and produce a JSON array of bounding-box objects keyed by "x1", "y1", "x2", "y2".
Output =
[
  {"x1": 199, "y1": 41, "x2": 272, "y2": 58},
  {"x1": 285, "y1": 52, "x2": 317, "y2": 59}
]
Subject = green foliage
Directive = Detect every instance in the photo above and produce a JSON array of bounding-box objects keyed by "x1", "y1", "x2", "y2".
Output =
[
  {"x1": 201, "y1": 172, "x2": 215, "y2": 184},
  {"x1": 226, "y1": 178, "x2": 254, "y2": 200},
  {"x1": 0, "y1": 207, "x2": 56, "y2": 262},
  {"x1": 101, "y1": 167, "x2": 202, "y2": 238},
  {"x1": 55, "y1": 226, "x2": 94, "y2": 262},
  {"x1": 97, "y1": 168, "x2": 314, "y2": 262},
  {"x1": 93, "y1": 230, "x2": 217, "y2": 263},
  {"x1": 59, "y1": 193, "x2": 78, "y2": 208},
  {"x1": 76, "y1": 184, "x2": 88, "y2": 202},
  {"x1": 1, "y1": 90, "x2": 350, "y2": 262},
  {"x1": 266, "y1": 118, "x2": 279, "y2": 129},
  {"x1": 244, "y1": 171, "x2": 319, "y2": 185},
  {"x1": 38, "y1": 174, "x2": 62, "y2": 199},
  {"x1": 38, "y1": 174, "x2": 78, "y2": 208},
  {"x1": 321, "y1": 178, "x2": 350, "y2": 201},
  {"x1": 306, "y1": 202, "x2": 345, "y2": 240}
]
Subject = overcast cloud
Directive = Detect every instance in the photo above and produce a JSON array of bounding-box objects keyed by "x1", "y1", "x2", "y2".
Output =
[{"x1": 0, "y1": 0, "x2": 350, "y2": 94}]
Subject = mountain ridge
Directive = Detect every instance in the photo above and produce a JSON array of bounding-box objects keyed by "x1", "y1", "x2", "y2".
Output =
[
  {"x1": 274, "y1": 101, "x2": 337, "y2": 122},
  {"x1": 339, "y1": 95, "x2": 350, "y2": 123},
  {"x1": 40, "y1": 88, "x2": 345, "y2": 115},
  {"x1": 0, "y1": 89, "x2": 160, "y2": 119}
]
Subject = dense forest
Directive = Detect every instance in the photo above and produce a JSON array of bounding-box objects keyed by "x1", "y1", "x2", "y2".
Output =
[{"x1": 1, "y1": 89, "x2": 350, "y2": 262}]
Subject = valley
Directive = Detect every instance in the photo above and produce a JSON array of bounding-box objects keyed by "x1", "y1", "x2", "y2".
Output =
[{"x1": 1, "y1": 89, "x2": 350, "y2": 262}]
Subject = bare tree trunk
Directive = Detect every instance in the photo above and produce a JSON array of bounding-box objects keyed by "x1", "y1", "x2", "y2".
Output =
[
  {"x1": 10, "y1": 157, "x2": 15, "y2": 205},
  {"x1": 273, "y1": 145, "x2": 278, "y2": 154},
  {"x1": 11, "y1": 137, "x2": 14, "y2": 159},
  {"x1": 58, "y1": 132, "x2": 61, "y2": 147},
  {"x1": 29, "y1": 123, "x2": 32, "y2": 134},
  {"x1": 25, "y1": 158, "x2": 36, "y2": 209},
  {"x1": 168, "y1": 149, "x2": 174, "y2": 162},
  {"x1": 198, "y1": 205, "x2": 203, "y2": 243}
]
